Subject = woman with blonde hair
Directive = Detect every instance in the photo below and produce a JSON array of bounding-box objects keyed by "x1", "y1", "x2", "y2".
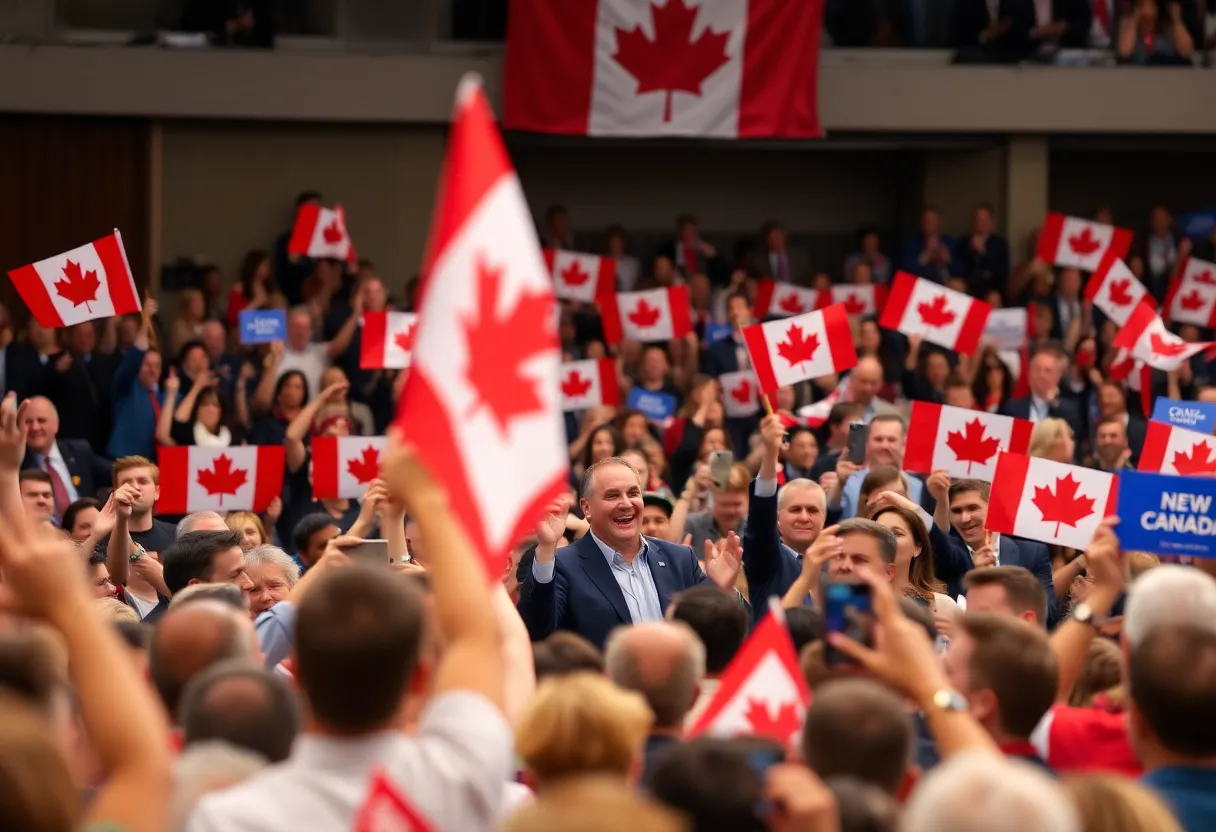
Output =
[
  {"x1": 1064, "y1": 774, "x2": 1184, "y2": 832},
  {"x1": 516, "y1": 672, "x2": 653, "y2": 791},
  {"x1": 226, "y1": 511, "x2": 269, "y2": 551},
  {"x1": 1028, "y1": 417, "x2": 1075, "y2": 464}
]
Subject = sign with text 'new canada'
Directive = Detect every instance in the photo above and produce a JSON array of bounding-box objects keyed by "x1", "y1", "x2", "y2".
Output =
[{"x1": 1116, "y1": 470, "x2": 1216, "y2": 558}]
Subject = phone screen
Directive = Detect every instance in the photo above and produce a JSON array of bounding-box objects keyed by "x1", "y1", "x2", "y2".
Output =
[
  {"x1": 847, "y1": 421, "x2": 869, "y2": 464},
  {"x1": 345, "y1": 539, "x2": 390, "y2": 566},
  {"x1": 708, "y1": 450, "x2": 735, "y2": 491},
  {"x1": 824, "y1": 580, "x2": 874, "y2": 666}
]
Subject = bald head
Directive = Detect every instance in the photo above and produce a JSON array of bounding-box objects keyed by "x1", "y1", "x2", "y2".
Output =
[
  {"x1": 605, "y1": 622, "x2": 705, "y2": 729},
  {"x1": 180, "y1": 660, "x2": 300, "y2": 763},
  {"x1": 850, "y1": 358, "x2": 884, "y2": 407},
  {"x1": 150, "y1": 600, "x2": 257, "y2": 719},
  {"x1": 22, "y1": 396, "x2": 59, "y2": 455}
]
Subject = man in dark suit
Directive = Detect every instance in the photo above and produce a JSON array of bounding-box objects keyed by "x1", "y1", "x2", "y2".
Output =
[
  {"x1": 42, "y1": 322, "x2": 120, "y2": 454},
  {"x1": 21, "y1": 396, "x2": 112, "y2": 521},
  {"x1": 957, "y1": 203, "x2": 1011, "y2": 299},
  {"x1": 518, "y1": 457, "x2": 741, "y2": 649},
  {"x1": 700, "y1": 290, "x2": 759, "y2": 451},
  {"x1": 1000, "y1": 345, "x2": 1085, "y2": 461},
  {"x1": 1093, "y1": 379, "x2": 1147, "y2": 464},
  {"x1": 755, "y1": 221, "x2": 805, "y2": 284}
]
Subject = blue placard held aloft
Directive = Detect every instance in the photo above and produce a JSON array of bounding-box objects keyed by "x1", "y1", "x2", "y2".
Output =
[
  {"x1": 1152, "y1": 398, "x2": 1216, "y2": 435},
  {"x1": 704, "y1": 323, "x2": 733, "y2": 344},
  {"x1": 628, "y1": 387, "x2": 678, "y2": 424},
  {"x1": 239, "y1": 309, "x2": 287, "y2": 345},
  {"x1": 1116, "y1": 469, "x2": 1216, "y2": 558}
]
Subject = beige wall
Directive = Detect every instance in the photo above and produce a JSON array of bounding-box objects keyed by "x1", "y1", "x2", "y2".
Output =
[{"x1": 159, "y1": 121, "x2": 445, "y2": 296}]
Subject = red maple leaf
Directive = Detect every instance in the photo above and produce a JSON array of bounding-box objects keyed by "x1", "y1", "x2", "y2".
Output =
[
  {"x1": 54, "y1": 260, "x2": 102, "y2": 312},
  {"x1": 775, "y1": 324, "x2": 819, "y2": 368},
  {"x1": 1193, "y1": 269, "x2": 1216, "y2": 285},
  {"x1": 322, "y1": 219, "x2": 345, "y2": 245},
  {"x1": 1107, "y1": 279, "x2": 1134, "y2": 307},
  {"x1": 560, "y1": 261, "x2": 590, "y2": 287},
  {"x1": 346, "y1": 445, "x2": 381, "y2": 484},
  {"x1": 1068, "y1": 227, "x2": 1101, "y2": 256},
  {"x1": 841, "y1": 293, "x2": 867, "y2": 315},
  {"x1": 196, "y1": 454, "x2": 248, "y2": 506},
  {"x1": 1180, "y1": 290, "x2": 1207, "y2": 311},
  {"x1": 463, "y1": 255, "x2": 554, "y2": 433},
  {"x1": 778, "y1": 293, "x2": 807, "y2": 315},
  {"x1": 611, "y1": 0, "x2": 731, "y2": 123},
  {"x1": 1031, "y1": 474, "x2": 1095, "y2": 538},
  {"x1": 944, "y1": 419, "x2": 1001, "y2": 475},
  {"x1": 918, "y1": 294, "x2": 957, "y2": 328},
  {"x1": 1149, "y1": 332, "x2": 1187, "y2": 358},
  {"x1": 393, "y1": 324, "x2": 416, "y2": 353},
  {"x1": 561, "y1": 370, "x2": 593, "y2": 399},
  {"x1": 730, "y1": 379, "x2": 752, "y2": 404},
  {"x1": 744, "y1": 698, "x2": 802, "y2": 742},
  {"x1": 1172, "y1": 441, "x2": 1216, "y2": 476},
  {"x1": 628, "y1": 299, "x2": 663, "y2": 330}
]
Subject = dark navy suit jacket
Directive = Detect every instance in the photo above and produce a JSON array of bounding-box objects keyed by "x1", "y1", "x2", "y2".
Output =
[
  {"x1": 937, "y1": 529, "x2": 1057, "y2": 624},
  {"x1": 741, "y1": 479, "x2": 804, "y2": 626},
  {"x1": 517, "y1": 534, "x2": 710, "y2": 649}
]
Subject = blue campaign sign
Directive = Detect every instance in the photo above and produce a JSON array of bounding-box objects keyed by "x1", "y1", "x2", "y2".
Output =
[
  {"x1": 704, "y1": 323, "x2": 733, "y2": 344},
  {"x1": 1152, "y1": 398, "x2": 1216, "y2": 434},
  {"x1": 239, "y1": 309, "x2": 287, "y2": 344},
  {"x1": 628, "y1": 387, "x2": 677, "y2": 423},
  {"x1": 1116, "y1": 469, "x2": 1216, "y2": 558}
]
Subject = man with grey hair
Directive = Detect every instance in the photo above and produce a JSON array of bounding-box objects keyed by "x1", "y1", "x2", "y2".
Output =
[
  {"x1": 244, "y1": 545, "x2": 301, "y2": 616},
  {"x1": 604, "y1": 620, "x2": 706, "y2": 783},
  {"x1": 902, "y1": 751, "x2": 1079, "y2": 832},
  {"x1": 178, "y1": 511, "x2": 229, "y2": 538}
]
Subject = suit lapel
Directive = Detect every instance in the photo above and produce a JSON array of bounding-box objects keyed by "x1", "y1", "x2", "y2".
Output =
[
  {"x1": 999, "y1": 536, "x2": 1020, "y2": 568},
  {"x1": 577, "y1": 536, "x2": 632, "y2": 625},
  {"x1": 647, "y1": 540, "x2": 680, "y2": 614}
]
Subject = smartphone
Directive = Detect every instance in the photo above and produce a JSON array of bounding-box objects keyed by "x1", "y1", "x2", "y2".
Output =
[
  {"x1": 824, "y1": 579, "x2": 875, "y2": 667},
  {"x1": 345, "y1": 539, "x2": 390, "y2": 566},
  {"x1": 846, "y1": 421, "x2": 869, "y2": 464},
  {"x1": 708, "y1": 449, "x2": 735, "y2": 492}
]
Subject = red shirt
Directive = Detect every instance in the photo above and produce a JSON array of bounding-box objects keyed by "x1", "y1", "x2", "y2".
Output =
[{"x1": 1032, "y1": 704, "x2": 1142, "y2": 776}]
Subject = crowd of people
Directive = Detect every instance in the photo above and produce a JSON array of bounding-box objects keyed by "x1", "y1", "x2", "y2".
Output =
[{"x1": 0, "y1": 188, "x2": 1214, "y2": 832}]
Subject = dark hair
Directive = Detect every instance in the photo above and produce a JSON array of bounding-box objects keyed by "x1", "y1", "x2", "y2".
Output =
[
  {"x1": 18, "y1": 469, "x2": 51, "y2": 486},
  {"x1": 179, "y1": 660, "x2": 301, "y2": 763},
  {"x1": 112, "y1": 620, "x2": 150, "y2": 650},
  {"x1": 826, "y1": 776, "x2": 900, "y2": 832},
  {"x1": 785, "y1": 606, "x2": 826, "y2": 654},
  {"x1": 0, "y1": 633, "x2": 63, "y2": 713},
  {"x1": 544, "y1": 204, "x2": 567, "y2": 224},
  {"x1": 725, "y1": 289, "x2": 751, "y2": 310},
  {"x1": 239, "y1": 249, "x2": 271, "y2": 298},
  {"x1": 272, "y1": 369, "x2": 311, "y2": 410},
  {"x1": 948, "y1": 478, "x2": 991, "y2": 504},
  {"x1": 533, "y1": 632, "x2": 606, "y2": 680},
  {"x1": 295, "y1": 190, "x2": 321, "y2": 208},
  {"x1": 854, "y1": 225, "x2": 882, "y2": 248},
  {"x1": 835, "y1": 518, "x2": 898, "y2": 566},
  {"x1": 856, "y1": 466, "x2": 906, "y2": 516},
  {"x1": 62, "y1": 498, "x2": 102, "y2": 536},
  {"x1": 669, "y1": 586, "x2": 748, "y2": 674},
  {"x1": 1129, "y1": 625, "x2": 1216, "y2": 756},
  {"x1": 178, "y1": 339, "x2": 207, "y2": 366},
  {"x1": 647, "y1": 736, "x2": 783, "y2": 830},
  {"x1": 959, "y1": 612, "x2": 1058, "y2": 739},
  {"x1": 871, "y1": 505, "x2": 946, "y2": 602},
  {"x1": 162, "y1": 530, "x2": 245, "y2": 595},
  {"x1": 972, "y1": 348, "x2": 1013, "y2": 408},
  {"x1": 802, "y1": 678, "x2": 912, "y2": 795},
  {"x1": 827, "y1": 402, "x2": 865, "y2": 430},
  {"x1": 294, "y1": 565, "x2": 426, "y2": 734},
  {"x1": 963, "y1": 566, "x2": 1049, "y2": 626},
  {"x1": 579, "y1": 423, "x2": 625, "y2": 472},
  {"x1": 292, "y1": 513, "x2": 340, "y2": 558}
]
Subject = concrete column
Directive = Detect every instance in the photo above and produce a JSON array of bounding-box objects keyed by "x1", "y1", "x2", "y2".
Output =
[{"x1": 1003, "y1": 136, "x2": 1050, "y2": 263}]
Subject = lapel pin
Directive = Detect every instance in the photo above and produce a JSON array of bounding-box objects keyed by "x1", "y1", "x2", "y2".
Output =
[{"x1": 657, "y1": 561, "x2": 666, "y2": 567}]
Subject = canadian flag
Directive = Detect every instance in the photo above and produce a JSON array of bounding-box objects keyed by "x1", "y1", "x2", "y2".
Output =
[
  {"x1": 1107, "y1": 347, "x2": 1154, "y2": 418},
  {"x1": 543, "y1": 248, "x2": 616, "y2": 304},
  {"x1": 287, "y1": 203, "x2": 357, "y2": 262},
  {"x1": 1138, "y1": 421, "x2": 1216, "y2": 477},
  {"x1": 879, "y1": 272, "x2": 990, "y2": 356},
  {"x1": 503, "y1": 0, "x2": 824, "y2": 139},
  {"x1": 311, "y1": 435, "x2": 387, "y2": 500},
  {"x1": 827, "y1": 284, "x2": 886, "y2": 317},
  {"x1": 1085, "y1": 256, "x2": 1154, "y2": 326},
  {"x1": 1165, "y1": 257, "x2": 1216, "y2": 328},
  {"x1": 741, "y1": 303, "x2": 857, "y2": 394},
  {"x1": 353, "y1": 768, "x2": 435, "y2": 832},
  {"x1": 985, "y1": 452, "x2": 1118, "y2": 551},
  {"x1": 904, "y1": 402, "x2": 1033, "y2": 482},
  {"x1": 600, "y1": 286, "x2": 693, "y2": 345},
  {"x1": 796, "y1": 375, "x2": 848, "y2": 428},
  {"x1": 996, "y1": 347, "x2": 1032, "y2": 401},
  {"x1": 7, "y1": 232, "x2": 141, "y2": 328},
  {"x1": 753, "y1": 279, "x2": 820, "y2": 319},
  {"x1": 1112, "y1": 301, "x2": 1216, "y2": 373},
  {"x1": 687, "y1": 605, "x2": 810, "y2": 745},
  {"x1": 985, "y1": 306, "x2": 1032, "y2": 351},
  {"x1": 156, "y1": 446, "x2": 285, "y2": 515},
  {"x1": 1036, "y1": 213, "x2": 1133, "y2": 271},
  {"x1": 393, "y1": 77, "x2": 568, "y2": 577},
  {"x1": 361, "y1": 310, "x2": 418, "y2": 370},
  {"x1": 720, "y1": 370, "x2": 760, "y2": 418},
  {"x1": 560, "y1": 358, "x2": 620, "y2": 411}
]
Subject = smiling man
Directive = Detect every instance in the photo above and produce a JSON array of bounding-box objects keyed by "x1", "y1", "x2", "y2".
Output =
[{"x1": 517, "y1": 457, "x2": 741, "y2": 649}]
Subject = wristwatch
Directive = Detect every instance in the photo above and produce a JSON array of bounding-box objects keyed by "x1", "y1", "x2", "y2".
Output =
[
  {"x1": 128, "y1": 542, "x2": 147, "y2": 563},
  {"x1": 929, "y1": 688, "x2": 969, "y2": 713},
  {"x1": 1073, "y1": 601, "x2": 1107, "y2": 629}
]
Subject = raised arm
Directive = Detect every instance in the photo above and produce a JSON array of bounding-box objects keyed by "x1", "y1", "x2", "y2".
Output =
[
  {"x1": 155, "y1": 369, "x2": 183, "y2": 447},
  {"x1": 284, "y1": 380, "x2": 349, "y2": 472},
  {"x1": 250, "y1": 342, "x2": 284, "y2": 415},
  {"x1": 325, "y1": 293, "x2": 364, "y2": 361},
  {"x1": 1050, "y1": 519, "x2": 1125, "y2": 699},
  {"x1": 744, "y1": 414, "x2": 790, "y2": 592}
]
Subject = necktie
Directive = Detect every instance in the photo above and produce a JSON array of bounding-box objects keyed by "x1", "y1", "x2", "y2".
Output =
[
  {"x1": 683, "y1": 245, "x2": 698, "y2": 276},
  {"x1": 149, "y1": 388, "x2": 162, "y2": 424},
  {"x1": 44, "y1": 459, "x2": 70, "y2": 524},
  {"x1": 1094, "y1": 0, "x2": 1110, "y2": 33},
  {"x1": 778, "y1": 254, "x2": 788, "y2": 282}
]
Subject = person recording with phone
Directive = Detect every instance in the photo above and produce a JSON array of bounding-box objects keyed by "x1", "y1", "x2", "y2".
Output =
[{"x1": 827, "y1": 414, "x2": 931, "y2": 521}]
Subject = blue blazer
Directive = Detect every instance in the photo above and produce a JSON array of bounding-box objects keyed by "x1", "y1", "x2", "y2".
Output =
[
  {"x1": 940, "y1": 531, "x2": 1057, "y2": 624},
  {"x1": 742, "y1": 480, "x2": 804, "y2": 626},
  {"x1": 517, "y1": 534, "x2": 710, "y2": 649}
]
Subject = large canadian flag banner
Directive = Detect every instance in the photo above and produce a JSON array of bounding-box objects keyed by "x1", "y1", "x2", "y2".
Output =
[
  {"x1": 827, "y1": 284, "x2": 885, "y2": 317},
  {"x1": 503, "y1": 0, "x2": 824, "y2": 138},
  {"x1": 157, "y1": 446, "x2": 285, "y2": 515},
  {"x1": 688, "y1": 606, "x2": 809, "y2": 745},
  {"x1": 393, "y1": 76, "x2": 568, "y2": 577},
  {"x1": 1138, "y1": 421, "x2": 1216, "y2": 477},
  {"x1": 361, "y1": 310, "x2": 417, "y2": 370},
  {"x1": 560, "y1": 358, "x2": 620, "y2": 411},
  {"x1": 1036, "y1": 212, "x2": 1133, "y2": 271},
  {"x1": 1084, "y1": 257, "x2": 1154, "y2": 326},
  {"x1": 311, "y1": 435, "x2": 387, "y2": 499},
  {"x1": 600, "y1": 286, "x2": 692, "y2": 344},
  {"x1": 288, "y1": 203, "x2": 357, "y2": 262},
  {"x1": 741, "y1": 303, "x2": 856, "y2": 393},
  {"x1": 904, "y1": 402, "x2": 1033, "y2": 482},
  {"x1": 719, "y1": 370, "x2": 760, "y2": 418},
  {"x1": 1165, "y1": 257, "x2": 1216, "y2": 328},
  {"x1": 543, "y1": 248, "x2": 616, "y2": 303},
  {"x1": 879, "y1": 272, "x2": 990, "y2": 356},
  {"x1": 8, "y1": 232, "x2": 141, "y2": 328},
  {"x1": 1112, "y1": 301, "x2": 1216, "y2": 372},
  {"x1": 753, "y1": 279, "x2": 820, "y2": 319},
  {"x1": 985, "y1": 452, "x2": 1118, "y2": 551}
]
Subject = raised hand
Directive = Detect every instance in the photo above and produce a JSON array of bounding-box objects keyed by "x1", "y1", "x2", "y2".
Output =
[
  {"x1": 0, "y1": 393, "x2": 29, "y2": 474},
  {"x1": 972, "y1": 531, "x2": 999, "y2": 569},
  {"x1": 535, "y1": 494, "x2": 573, "y2": 555},
  {"x1": 704, "y1": 531, "x2": 742, "y2": 591}
]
